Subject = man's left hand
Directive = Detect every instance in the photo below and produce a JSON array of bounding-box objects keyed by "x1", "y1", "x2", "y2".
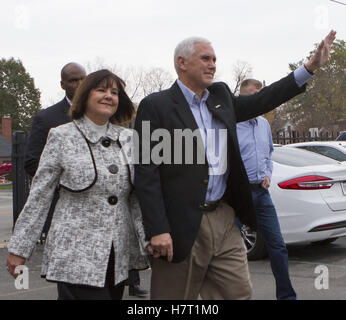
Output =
[
  {"x1": 261, "y1": 176, "x2": 271, "y2": 189},
  {"x1": 305, "y1": 30, "x2": 336, "y2": 72}
]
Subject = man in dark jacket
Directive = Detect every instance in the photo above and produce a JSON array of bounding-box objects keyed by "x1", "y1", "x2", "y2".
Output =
[
  {"x1": 24, "y1": 62, "x2": 86, "y2": 237},
  {"x1": 134, "y1": 31, "x2": 336, "y2": 299}
]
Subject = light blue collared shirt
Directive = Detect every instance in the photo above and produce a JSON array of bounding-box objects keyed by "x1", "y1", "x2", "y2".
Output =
[
  {"x1": 177, "y1": 65, "x2": 312, "y2": 201},
  {"x1": 177, "y1": 80, "x2": 229, "y2": 202},
  {"x1": 236, "y1": 117, "x2": 273, "y2": 184}
]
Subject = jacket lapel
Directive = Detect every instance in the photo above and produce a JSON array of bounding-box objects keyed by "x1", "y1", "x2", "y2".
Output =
[
  {"x1": 169, "y1": 81, "x2": 236, "y2": 132},
  {"x1": 206, "y1": 94, "x2": 235, "y2": 132},
  {"x1": 168, "y1": 82, "x2": 207, "y2": 159},
  {"x1": 205, "y1": 93, "x2": 241, "y2": 162},
  {"x1": 169, "y1": 81, "x2": 199, "y2": 132}
]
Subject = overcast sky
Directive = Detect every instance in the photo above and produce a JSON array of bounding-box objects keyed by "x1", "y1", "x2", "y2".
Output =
[{"x1": 1, "y1": 0, "x2": 345, "y2": 107}]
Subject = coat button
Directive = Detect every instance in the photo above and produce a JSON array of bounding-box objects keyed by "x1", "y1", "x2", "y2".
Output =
[
  {"x1": 108, "y1": 195, "x2": 118, "y2": 205},
  {"x1": 101, "y1": 137, "x2": 111, "y2": 147},
  {"x1": 203, "y1": 178, "x2": 209, "y2": 185},
  {"x1": 108, "y1": 164, "x2": 119, "y2": 174}
]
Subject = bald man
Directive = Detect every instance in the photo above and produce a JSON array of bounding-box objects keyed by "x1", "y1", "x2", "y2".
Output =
[{"x1": 24, "y1": 62, "x2": 86, "y2": 238}]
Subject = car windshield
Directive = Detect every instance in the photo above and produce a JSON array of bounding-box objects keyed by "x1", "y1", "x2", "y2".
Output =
[{"x1": 272, "y1": 147, "x2": 339, "y2": 167}]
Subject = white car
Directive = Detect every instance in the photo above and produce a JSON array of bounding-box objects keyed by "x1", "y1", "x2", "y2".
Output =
[
  {"x1": 287, "y1": 141, "x2": 346, "y2": 163},
  {"x1": 242, "y1": 146, "x2": 346, "y2": 260}
]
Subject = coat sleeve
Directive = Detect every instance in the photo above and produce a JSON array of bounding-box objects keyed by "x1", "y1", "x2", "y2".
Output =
[
  {"x1": 134, "y1": 97, "x2": 172, "y2": 241},
  {"x1": 8, "y1": 128, "x2": 63, "y2": 259},
  {"x1": 232, "y1": 72, "x2": 306, "y2": 122},
  {"x1": 128, "y1": 191, "x2": 150, "y2": 254},
  {"x1": 24, "y1": 113, "x2": 50, "y2": 177}
]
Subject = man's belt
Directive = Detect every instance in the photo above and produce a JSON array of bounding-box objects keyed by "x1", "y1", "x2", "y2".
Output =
[
  {"x1": 250, "y1": 183, "x2": 262, "y2": 190},
  {"x1": 200, "y1": 200, "x2": 221, "y2": 212}
]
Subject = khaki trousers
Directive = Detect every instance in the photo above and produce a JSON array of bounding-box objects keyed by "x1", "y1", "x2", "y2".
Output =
[{"x1": 150, "y1": 201, "x2": 252, "y2": 300}]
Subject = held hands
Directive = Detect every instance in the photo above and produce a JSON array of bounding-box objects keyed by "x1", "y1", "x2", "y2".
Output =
[
  {"x1": 6, "y1": 253, "x2": 26, "y2": 279},
  {"x1": 147, "y1": 233, "x2": 173, "y2": 262},
  {"x1": 305, "y1": 30, "x2": 337, "y2": 73}
]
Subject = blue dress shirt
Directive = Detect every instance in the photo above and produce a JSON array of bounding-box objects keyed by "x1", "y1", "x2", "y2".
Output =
[
  {"x1": 177, "y1": 79, "x2": 229, "y2": 202},
  {"x1": 177, "y1": 65, "x2": 312, "y2": 201},
  {"x1": 236, "y1": 117, "x2": 274, "y2": 184}
]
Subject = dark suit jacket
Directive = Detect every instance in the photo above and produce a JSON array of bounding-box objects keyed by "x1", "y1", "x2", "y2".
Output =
[
  {"x1": 134, "y1": 72, "x2": 306, "y2": 263},
  {"x1": 25, "y1": 98, "x2": 71, "y2": 176},
  {"x1": 24, "y1": 98, "x2": 71, "y2": 233}
]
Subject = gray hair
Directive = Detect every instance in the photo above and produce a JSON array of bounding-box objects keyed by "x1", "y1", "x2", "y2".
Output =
[{"x1": 173, "y1": 37, "x2": 211, "y2": 73}]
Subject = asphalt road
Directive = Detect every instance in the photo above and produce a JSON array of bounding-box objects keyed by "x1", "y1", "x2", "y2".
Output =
[
  {"x1": 0, "y1": 189, "x2": 12, "y2": 243},
  {"x1": 1, "y1": 189, "x2": 346, "y2": 300}
]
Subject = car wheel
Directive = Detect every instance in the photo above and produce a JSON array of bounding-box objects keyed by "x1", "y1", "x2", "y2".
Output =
[
  {"x1": 240, "y1": 225, "x2": 268, "y2": 261},
  {"x1": 312, "y1": 237, "x2": 339, "y2": 245}
]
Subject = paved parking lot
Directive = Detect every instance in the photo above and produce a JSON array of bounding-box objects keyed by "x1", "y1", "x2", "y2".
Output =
[{"x1": 1, "y1": 189, "x2": 346, "y2": 300}]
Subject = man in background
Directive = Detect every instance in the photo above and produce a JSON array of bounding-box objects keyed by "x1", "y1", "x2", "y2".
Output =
[
  {"x1": 236, "y1": 79, "x2": 296, "y2": 300},
  {"x1": 24, "y1": 62, "x2": 86, "y2": 239}
]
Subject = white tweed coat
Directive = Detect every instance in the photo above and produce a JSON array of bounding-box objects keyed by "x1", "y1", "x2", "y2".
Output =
[{"x1": 8, "y1": 117, "x2": 149, "y2": 287}]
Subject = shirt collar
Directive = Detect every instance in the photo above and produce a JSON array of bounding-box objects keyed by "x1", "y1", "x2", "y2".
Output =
[
  {"x1": 177, "y1": 79, "x2": 210, "y2": 106},
  {"x1": 73, "y1": 116, "x2": 121, "y2": 144},
  {"x1": 65, "y1": 96, "x2": 72, "y2": 106},
  {"x1": 249, "y1": 118, "x2": 258, "y2": 126}
]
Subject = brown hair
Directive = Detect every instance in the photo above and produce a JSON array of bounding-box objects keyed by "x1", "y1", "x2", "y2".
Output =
[
  {"x1": 69, "y1": 69, "x2": 135, "y2": 124},
  {"x1": 239, "y1": 79, "x2": 263, "y2": 94}
]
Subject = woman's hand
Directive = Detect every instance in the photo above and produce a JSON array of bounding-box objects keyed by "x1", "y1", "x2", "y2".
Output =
[{"x1": 6, "y1": 253, "x2": 26, "y2": 279}]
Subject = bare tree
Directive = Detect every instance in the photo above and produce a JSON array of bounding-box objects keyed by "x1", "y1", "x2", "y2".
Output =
[
  {"x1": 85, "y1": 57, "x2": 144, "y2": 102},
  {"x1": 231, "y1": 60, "x2": 253, "y2": 95},
  {"x1": 85, "y1": 57, "x2": 110, "y2": 73},
  {"x1": 85, "y1": 59, "x2": 174, "y2": 104},
  {"x1": 121, "y1": 66, "x2": 145, "y2": 102},
  {"x1": 141, "y1": 67, "x2": 174, "y2": 97}
]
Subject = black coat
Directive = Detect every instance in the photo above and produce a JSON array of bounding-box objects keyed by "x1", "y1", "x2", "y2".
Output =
[
  {"x1": 134, "y1": 72, "x2": 306, "y2": 263},
  {"x1": 24, "y1": 98, "x2": 71, "y2": 233},
  {"x1": 25, "y1": 98, "x2": 71, "y2": 176}
]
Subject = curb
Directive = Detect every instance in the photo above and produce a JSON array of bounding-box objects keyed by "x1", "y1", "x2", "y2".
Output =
[{"x1": 0, "y1": 240, "x2": 9, "y2": 249}]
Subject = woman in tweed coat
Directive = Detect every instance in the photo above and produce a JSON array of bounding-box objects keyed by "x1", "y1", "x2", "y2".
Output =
[{"x1": 6, "y1": 70, "x2": 149, "y2": 299}]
